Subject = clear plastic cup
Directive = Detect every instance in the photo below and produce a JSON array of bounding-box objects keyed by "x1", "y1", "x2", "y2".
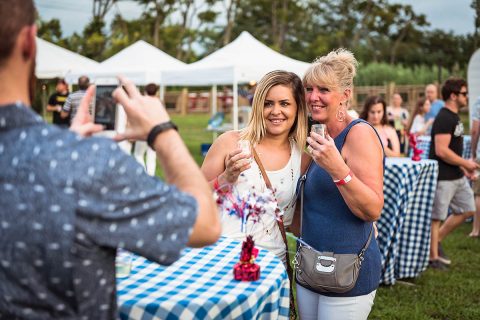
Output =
[
  {"x1": 116, "y1": 249, "x2": 132, "y2": 278},
  {"x1": 238, "y1": 140, "x2": 252, "y2": 164},
  {"x1": 311, "y1": 124, "x2": 326, "y2": 139},
  {"x1": 238, "y1": 140, "x2": 251, "y2": 156}
]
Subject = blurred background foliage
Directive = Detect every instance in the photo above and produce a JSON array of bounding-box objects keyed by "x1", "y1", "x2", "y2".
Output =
[{"x1": 37, "y1": 0, "x2": 480, "y2": 85}]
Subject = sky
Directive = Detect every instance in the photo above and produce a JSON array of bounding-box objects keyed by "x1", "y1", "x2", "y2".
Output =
[{"x1": 35, "y1": 0, "x2": 476, "y2": 37}]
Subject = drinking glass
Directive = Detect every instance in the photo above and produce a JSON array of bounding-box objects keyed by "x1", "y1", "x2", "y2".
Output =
[
  {"x1": 238, "y1": 140, "x2": 252, "y2": 164},
  {"x1": 311, "y1": 124, "x2": 326, "y2": 139}
]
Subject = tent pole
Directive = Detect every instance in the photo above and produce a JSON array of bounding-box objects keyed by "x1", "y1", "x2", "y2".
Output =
[
  {"x1": 159, "y1": 84, "x2": 165, "y2": 103},
  {"x1": 212, "y1": 85, "x2": 218, "y2": 140},
  {"x1": 212, "y1": 85, "x2": 217, "y2": 115},
  {"x1": 233, "y1": 68, "x2": 239, "y2": 130}
]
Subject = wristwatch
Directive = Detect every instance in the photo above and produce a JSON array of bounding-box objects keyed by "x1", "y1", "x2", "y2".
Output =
[{"x1": 147, "y1": 121, "x2": 178, "y2": 150}]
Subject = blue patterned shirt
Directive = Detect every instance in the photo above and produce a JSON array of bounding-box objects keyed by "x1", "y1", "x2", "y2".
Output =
[{"x1": 0, "y1": 103, "x2": 197, "y2": 319}]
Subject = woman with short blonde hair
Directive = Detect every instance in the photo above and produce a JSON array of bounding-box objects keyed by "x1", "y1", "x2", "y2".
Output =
[{"x1": 296, "y1": 49, "x2": 384, "y2": 320}]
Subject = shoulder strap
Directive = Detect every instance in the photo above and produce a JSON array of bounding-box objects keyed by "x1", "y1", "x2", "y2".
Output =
[
  {"x1": 252, "y1": 146, "x2": 273, "y2": 189},
  {"x1": 251, "y1": 146, "x2": 294, "y2": 274},
  {"x1": 359, "y1": 225, "x2": 374, "y2": 261},
  {"x1": 298, "y1": 158, "x2": 373, "y2": 259},
  {"x1": 298, "y1": 159, "x2": 313, "y2": 234}
]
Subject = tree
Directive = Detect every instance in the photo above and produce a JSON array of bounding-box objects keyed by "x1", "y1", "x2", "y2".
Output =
[
  {"x1": 472, "y1": 0, "x2": 480, "y2": 48},
  {"x1": 105, "y1": 14, "x2": 149, "y2": 58},
  {"x1": 93, "y1": 0, "x2": 117, "y2": 20},
  {"x1": 384, "y1": 4, "x2": 429, "y2": 64},
  {"x1": 38, "y1": 18, "x2": 63, "y2": 44},
  {"x1": 173, "y1": 0, "x2": 219, "y2": 61},
  {"x1": 222, "y1": 0, "x2": 240, "y2": 45},
  {"x1": 135, "y1": 0, "x2": 176, "y2": 48},
  {"x1": 232, "y1": 0, "x2": 310, "y2": 55}
]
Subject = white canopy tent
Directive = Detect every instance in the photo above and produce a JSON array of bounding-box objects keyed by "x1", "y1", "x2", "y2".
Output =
[
  {"x1": 35, "y1": 38, "x2": 99, "y2": 79},
  {"x1": 468, "y1": 49, "x2": 480, "y2": 123},
  {"x1": 65, "y1": 40, "x2": 186, "y2": 88},
  {"x1": 162, "y1": 31, "x2": 311, "y2": 129},
  {"x1": 64, "y1": 41, "x2": 186, "y2": 171}
]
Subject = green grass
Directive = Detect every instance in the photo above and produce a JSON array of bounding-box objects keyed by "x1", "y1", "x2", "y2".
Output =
[
  {"x1": 153, "y1": 113, "x2": 213, "y2": 177},
  {"x1": 370, "y1": 223, "x2": 480, "y2": 320},
  {"x1": 171, "y1": 113, "x2": 213, "y2": 166}
]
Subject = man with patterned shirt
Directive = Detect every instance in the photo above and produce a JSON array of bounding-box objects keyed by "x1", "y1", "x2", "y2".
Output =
[{"x1": 0, "y1": 1, "x2": 220, "y2": 318}]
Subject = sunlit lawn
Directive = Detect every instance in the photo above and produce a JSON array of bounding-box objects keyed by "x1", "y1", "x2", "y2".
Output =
[{"x1": 369, "y1": 223, "x2": 480, "y2": 319}]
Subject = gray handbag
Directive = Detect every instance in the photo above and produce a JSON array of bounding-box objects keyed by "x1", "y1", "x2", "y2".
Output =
[{"x1": 292, "y1": 172, "x2": 374, "y2": 294}]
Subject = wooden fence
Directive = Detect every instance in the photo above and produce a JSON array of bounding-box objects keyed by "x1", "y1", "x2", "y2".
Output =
[
  {"x1": 165, "y1": 83, "x2": 435, "y2": 115},
  {"x1": 351, "y1": 83, "x2": 431, "y2": 113}
]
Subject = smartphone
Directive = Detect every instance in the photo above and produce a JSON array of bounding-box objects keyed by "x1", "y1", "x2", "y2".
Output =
[{"x1": 94, "y1": 85, "x2": 118, "y2": 130}]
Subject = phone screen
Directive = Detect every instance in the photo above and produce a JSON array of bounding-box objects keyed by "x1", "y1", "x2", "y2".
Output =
[{"x1": 94, "y1": 85, "x2": 117, "y2": 130}]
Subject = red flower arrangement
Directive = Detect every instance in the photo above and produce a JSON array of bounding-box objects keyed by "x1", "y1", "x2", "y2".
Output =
[
  {"x1": 409, "y1": 133, "x2": 423, "y2": 161},
  {"x1": 233, "y1": 235, "x2": 260, "y2": 281},
  {"x1": 214, "y1": 184, "x2": 279, "y2": 281}
]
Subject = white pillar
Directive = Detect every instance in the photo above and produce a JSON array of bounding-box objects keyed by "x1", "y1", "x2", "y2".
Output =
[
  {"x1": 159, "y1": 84, "x2": 165, "y2": 103},
  {"x1": 233, "y1": 68, "x2": 239, "y2": 130},
  {"x1": 116, "y1": 104, "x2": 131, "y2": 154},
  {"x1": 211, "y1": 85, "x2": 217, "y2": 115}
]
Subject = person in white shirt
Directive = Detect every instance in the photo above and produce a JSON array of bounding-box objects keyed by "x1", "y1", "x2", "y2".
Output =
[
  {"x1": 387, "y1": 93, "x2": 409, "y2": 153},
  {"x1": 407, "y1": 98, "x2": 434, "y2": 136},
  {"x1": 201, "y1": 70, "x2": 308, "y2": 263}
]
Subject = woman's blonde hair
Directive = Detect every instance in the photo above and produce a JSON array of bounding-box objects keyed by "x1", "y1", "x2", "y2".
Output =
[
  {"x1": 303, "y1": 48, "x2": 358, "y2": 92},
  {"x1": 240, "y1": 70, "x2": 307, "y2": 149}
]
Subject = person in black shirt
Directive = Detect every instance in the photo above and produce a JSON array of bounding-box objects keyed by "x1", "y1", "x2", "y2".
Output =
[
  {"x1": 428, "y1": 78, "x2": 478, "y2": 269},
  {"x1": 46, "y1": 78, "x2": 70, "y2": 127}
]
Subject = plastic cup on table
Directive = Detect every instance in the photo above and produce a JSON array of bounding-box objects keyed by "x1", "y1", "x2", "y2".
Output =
[{"x1": 116, "y1": 249, "x2": 132, "y2": 279}]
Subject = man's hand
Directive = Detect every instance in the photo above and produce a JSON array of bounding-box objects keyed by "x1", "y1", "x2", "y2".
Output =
[
  {"x1": 69, "y1": 86, "x2": 104, "y2": 137},
  {"x1": 113, "y1": 76, "x2": 170, "y2": 142},
  {"x1": 463, "y1": 158, "x2": 479, "y2": 172}
]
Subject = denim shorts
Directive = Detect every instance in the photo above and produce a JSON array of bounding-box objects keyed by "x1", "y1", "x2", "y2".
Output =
[{"x1": 431, "y1": 177, "x2": 475, "y2": 221}]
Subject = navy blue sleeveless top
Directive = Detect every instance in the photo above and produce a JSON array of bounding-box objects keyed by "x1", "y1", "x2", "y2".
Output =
[{"x1": 300, "y1": 119, "x2": 382, "y2": 297}]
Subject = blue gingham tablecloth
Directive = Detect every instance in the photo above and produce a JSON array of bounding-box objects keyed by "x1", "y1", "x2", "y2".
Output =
[
  {"x1": 117, "y1": 237, "x2": 290, "y2": 320},
  {"x1": 409, "y1": 135, "x2": 471, "y2": 160},
  {"x1": 377, "y1": 158, "x2": 439, "y2": 285}
]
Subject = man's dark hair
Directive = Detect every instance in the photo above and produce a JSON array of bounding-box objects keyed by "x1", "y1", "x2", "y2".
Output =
[
  {"x1": 441, "y1": 78, "x2": 467, "y2": 101},
  {"x1": 78, "y1": 76, "x2": 90, "y2": 90},
  {"x1": 145, "y1": 83, "x2": 158, "y2": 96},
  {"x1": 56, "y1": 78, "x2": 67, "y2": 86},
  {"x1": 0, "y1": 0, "x2": 35, "y2": 67}
]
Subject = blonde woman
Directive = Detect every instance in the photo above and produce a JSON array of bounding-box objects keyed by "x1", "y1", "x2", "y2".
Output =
[
  {"x1": 201, "y1": 70, "x2": 308, "y2": 262},
  {"x1": 298, "y1": 49, "x2": 384, "y2": 320}
]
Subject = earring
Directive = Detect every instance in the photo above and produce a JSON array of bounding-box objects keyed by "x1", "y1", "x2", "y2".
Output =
[{"x1": 336, "y1": 107, "x2": 346, "y2": 122}]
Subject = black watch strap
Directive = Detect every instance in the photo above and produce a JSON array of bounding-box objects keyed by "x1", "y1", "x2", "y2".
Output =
[{"x1": 147, "y1": 121, "x2": 178, "y2": 150}]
